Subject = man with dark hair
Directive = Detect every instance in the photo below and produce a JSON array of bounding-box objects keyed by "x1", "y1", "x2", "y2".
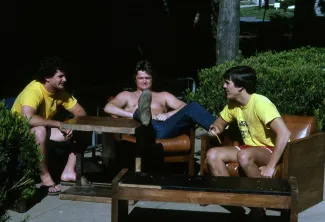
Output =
[
  {"x1": 206, "y1": 66, "x2": 291, "y2": 217},
  {"x1": 11, "y1": 56, "x2": 87, "y2": 195},
  {"x1": 104, "y1": 59, "x2": 217, "y2": 140}
]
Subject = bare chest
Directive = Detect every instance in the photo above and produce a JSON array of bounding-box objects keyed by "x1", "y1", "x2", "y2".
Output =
[{"x1": 126, "y1": 93, "x2": 167, "y2": 113}]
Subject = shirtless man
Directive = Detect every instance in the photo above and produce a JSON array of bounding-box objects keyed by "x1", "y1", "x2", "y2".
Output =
[
  {"x1": 104, "y1": 60, "x2": 217, "y2": 139},
  {"x1": 11, "y1": 56, "x2": 87, "y2": 195}
]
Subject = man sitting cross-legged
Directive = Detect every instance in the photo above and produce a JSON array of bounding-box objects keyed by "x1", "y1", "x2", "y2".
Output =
[
  {"x1": 11, "y1": 56, "x2": 87, "y2": 195},
  {"x1": 104, "y1": 60, "x2": 217, "y2": 141},
  {"x1": 206, "y1": 66, "x2": 291, "y2": 218}
]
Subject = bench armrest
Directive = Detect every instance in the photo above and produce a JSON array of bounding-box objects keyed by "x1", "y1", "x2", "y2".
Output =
[{"x1": 281, "y1": 132, "x2": 325, "y2": 212}]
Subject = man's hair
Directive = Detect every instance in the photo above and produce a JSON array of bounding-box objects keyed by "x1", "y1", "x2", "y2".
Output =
[
  {"x1": 223, "y1": 66, "x2": 257, "y2": 94},
  {"x1": 35, "y1": 56, "x2": 67, "y2": 83},
  {"x1": 134, "y1": 60, "x2": 155, "y2": 80}
]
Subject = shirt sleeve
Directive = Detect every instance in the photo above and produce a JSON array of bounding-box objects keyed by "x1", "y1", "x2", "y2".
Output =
[
  {"x1": 220, "y1": 104, "x2": 233, "y2": 123},
  {"x1": 20, "y1": 89, "x2": 43, "y2": 110},
  {"x1": 255, "y1": 100, "x2": 281, "y2": 128},
  {"x1": 60, "y1": 92, "x2": 78, "y2": 110}
]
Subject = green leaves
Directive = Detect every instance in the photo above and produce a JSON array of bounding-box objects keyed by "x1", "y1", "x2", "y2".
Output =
[
  {"x1": 185, "y1": 46, "x2": 325, "y2": 130},
  {"x1": 0, "y1": 100, "x2": 41, "y2": 221}
]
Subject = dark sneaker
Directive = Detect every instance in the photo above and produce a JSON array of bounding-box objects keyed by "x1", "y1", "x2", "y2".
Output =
[{"x1": 138, "y1": 89, "x2": 152, "y2": 126}]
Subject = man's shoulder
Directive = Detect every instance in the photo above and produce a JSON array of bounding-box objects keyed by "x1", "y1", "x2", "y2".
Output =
[
  {"x1": 20, "y1": 80, "x2": 43, "y2": 95},
  {"x1": 112, "y1": 90, "x2": 137, "y2": 101},
  {"x1": 116, "y1": 90, "x2": 135, "y2": 97},
  {"x1": 24, "y1": 80, "x2": 42, "y2": 89},
  {"x1": 253, "y1": 94, "x2": 272, "y2": 103},
  {"x1": 152, "y1": 91, "x2": 175, "y2": 97}
]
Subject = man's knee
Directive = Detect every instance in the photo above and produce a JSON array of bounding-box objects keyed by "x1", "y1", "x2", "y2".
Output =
[
  {"x1": 237, "y1": 150, "x2": 253, "y2": 166},
  {"x1": 31, "y1": 126, "x2": 48, "y2": 144},
  {"x1": 206, "y1": 148, "x2": 223, "y2": 164}
]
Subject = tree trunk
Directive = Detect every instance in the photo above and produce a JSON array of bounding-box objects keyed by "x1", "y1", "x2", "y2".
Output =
[
  {"x1": 292, "y1": 0, "x2": 317, "y2": 47},
  {"x1": 215, "y1": 0, "x2": 240, "y2": 65}
]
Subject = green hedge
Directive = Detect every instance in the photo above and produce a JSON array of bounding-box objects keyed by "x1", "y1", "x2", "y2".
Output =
[
  {"x1": 0, "y1": 100, "x2": 41, "y2": 221},
  {"x1": 185, "y1": 47, "x2": 325, "y2": 130}
]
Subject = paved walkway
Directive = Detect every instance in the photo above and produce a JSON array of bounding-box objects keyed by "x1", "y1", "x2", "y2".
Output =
[{"x1": 7, "y1": 129, "x2": 325, "y2": 222}]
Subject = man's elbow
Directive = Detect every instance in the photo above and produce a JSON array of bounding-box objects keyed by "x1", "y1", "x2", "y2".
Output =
[
  {"x1": 103, "y1": 105, "x2": 110, "y2": 114},
  {"x1": 283, "y1": 129, "x2": 291, "y2": 143},
  {"x1": 74, "y1": 109, "x2": 87, "y2": 117}
]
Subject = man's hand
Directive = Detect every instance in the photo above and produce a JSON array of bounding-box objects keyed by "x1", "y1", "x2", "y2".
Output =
[
  {"x1": 59, "y1": 123, "x2": 73, "y2": 140},
  {"x1": 60, "y1": 128, "x2": 73, "y2": 140},
  {"x1": 208, "y1": 125, "x2": 220, "y2": 137},
  {"x1": 153, "y1": 113, "x2": 169, "y2": 121},
  {"x1": 259, "y1": 165, "x2": 276, "y2": 178}
]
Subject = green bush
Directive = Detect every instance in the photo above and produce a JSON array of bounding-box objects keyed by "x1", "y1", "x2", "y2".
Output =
[
  {"x1": 0, "y1": 100, "x2": 41, "y2": 221},
  {"x1": 185, "y1": 46, "x2": 325, "y2": 130}
]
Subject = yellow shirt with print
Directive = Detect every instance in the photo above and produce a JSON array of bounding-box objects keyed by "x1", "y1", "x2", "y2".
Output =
[
  {"x1": 11, "y1": 80, "x2": 77, "y2": 119},
  {"x1": 220, "y1": 94, "x2": 281, "y2": 147}
]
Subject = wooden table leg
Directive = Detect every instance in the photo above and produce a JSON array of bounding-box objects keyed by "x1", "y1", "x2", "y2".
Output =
[
  {"x1": 112, "y1": 169, "x2": 129, "y2": 222},
  {"x1": 74, "y1": 131, "x2": 89, "y2": 187},
  {"x1": 74, "y1": 138, "x2": 83, "y2": 187},
  {"x1": 101, "y1": 132, "x2": 116, "y2": 166},
  {"x1": 289, "y1": 176, "x2": 298, "y2": 222},
  {"x1": 112, "y1": 198, "x2": 128, "y2": 222},
  {"x1": 135, "y1": 125, "x2": 156, "y2": 172}
]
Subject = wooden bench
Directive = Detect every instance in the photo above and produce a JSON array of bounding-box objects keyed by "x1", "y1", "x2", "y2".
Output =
[
  {"x1": 200, "y1": 115, "x2": 325, "y2": 212},
  {"x1": 111, "y1": 168, "x2": 298, "y2": 222}
]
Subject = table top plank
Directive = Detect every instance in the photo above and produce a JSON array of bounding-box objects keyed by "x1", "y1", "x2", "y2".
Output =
[
  {"x1": 62, "y1": 116, "x2": 141, "y2": 134},
  {"x1": 119, "y1": 171, "x2": 291, "y2": 196}
]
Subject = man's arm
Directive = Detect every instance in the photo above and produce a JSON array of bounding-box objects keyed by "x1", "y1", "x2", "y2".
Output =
[
  {"x1": 155, "y1": 92, "x2": 186, "y2": 121},
  {"x1": 103, "y1": 92, "x2": 133, "y2": 118},
  {"x1": 22, "y1": 106, "x2": 61, "y2": 128},
  {"x1": 209, "y1": 116, "x2": 229, "y2": 136},
  {"x1": 68, "y1": 103, "x2": 87, "y2": 117},
  {"x1": 260, "y1": 117, "x2": 291, "y2": 178}
]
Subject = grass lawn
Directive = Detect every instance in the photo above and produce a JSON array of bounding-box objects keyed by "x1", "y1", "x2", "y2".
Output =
[{"x1": 240, "y1": 6, "x2": 294, "y2": 20}]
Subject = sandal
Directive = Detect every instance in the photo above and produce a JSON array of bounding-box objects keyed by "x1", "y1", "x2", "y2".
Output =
[{"x1": 41, "y1": 184, "x2": 61, "y2": 196}]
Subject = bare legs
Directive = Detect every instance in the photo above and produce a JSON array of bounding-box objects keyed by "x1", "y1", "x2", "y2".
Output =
[
  {"x1": 60, "y1": 152, "x2": 76, "y2": 181},
  {"x1": 31, "y1": 126, "x2": 77, "y2": 193},
  {"x1": 206, "y1": 146, "x2": 272, "y2": 177},
  {"x1": 206, "y1": 146, "x2": 272, "y2": 218},
  {"x1": 237, "y1": 148, "x2": 271, "y2": 178},
  {"x1": 206, "y1": 146, "x2": 238, "y2": 176}
]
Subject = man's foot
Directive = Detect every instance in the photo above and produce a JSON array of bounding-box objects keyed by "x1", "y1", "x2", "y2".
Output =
[
  {"x1": 60, "y1": 172, "x2": 76, "y2": 182},
  {"x1": 138, "y1": 89, "x2": 152, "y2": 126},
  {"x1": 40, "y1": 184, "x2": 61, "y2": 195},
  {"x1": 40, "y1": 173, "x2": 62, "y2": 195}
]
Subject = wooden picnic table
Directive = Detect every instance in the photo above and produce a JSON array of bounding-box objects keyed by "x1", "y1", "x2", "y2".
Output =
[{"x1": 59, "y1": 116, "x2": 141, "y2": 202}]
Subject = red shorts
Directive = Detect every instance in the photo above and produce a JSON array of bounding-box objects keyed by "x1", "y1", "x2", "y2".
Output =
[{"x1": 235, "y1": 145, "x2": 274, "y2": 153}]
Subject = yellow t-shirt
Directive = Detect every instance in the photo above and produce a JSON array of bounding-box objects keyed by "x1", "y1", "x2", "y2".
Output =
[
  {"x1": 220, "y1": 94, "x2": 281, "y2": 147},
  {"x1": 11, "y1": 80, "x2": 77, "y2": 119}
]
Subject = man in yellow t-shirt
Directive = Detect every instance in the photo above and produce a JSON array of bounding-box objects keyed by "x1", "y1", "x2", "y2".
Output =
[
  {"x1": 207, "y1": 66, "x2": 291, "y2": 217},
  {"x1": 11, "y1": 56, "x2": 86, "y2": 195},
  {"x1": 207, "y1": 66, "x2": 290, "y2": 178}
]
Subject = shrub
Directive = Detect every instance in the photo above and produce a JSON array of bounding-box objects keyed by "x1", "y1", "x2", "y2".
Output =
[
  {"x1": 0, "y1": 100, "x2": 41, "y2": 221},
  {"x1": 185, "y1": 46, "x2": 325, "y2": 130}
]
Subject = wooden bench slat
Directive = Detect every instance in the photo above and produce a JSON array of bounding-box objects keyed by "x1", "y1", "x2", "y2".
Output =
[{"x1": 119, "y1": 171, "x2": 291, "y2": 196}]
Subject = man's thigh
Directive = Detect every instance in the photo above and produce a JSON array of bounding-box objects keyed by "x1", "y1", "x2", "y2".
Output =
[
  {"x1": 238, "y1": 147, "x2": 272, "y2": 166},
  {"x1": 49, "y1": 128, "x2": 67, "y2": 142},
  {"x1": 209, "y1": 146, "x2": 239, "y2": 163}
]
